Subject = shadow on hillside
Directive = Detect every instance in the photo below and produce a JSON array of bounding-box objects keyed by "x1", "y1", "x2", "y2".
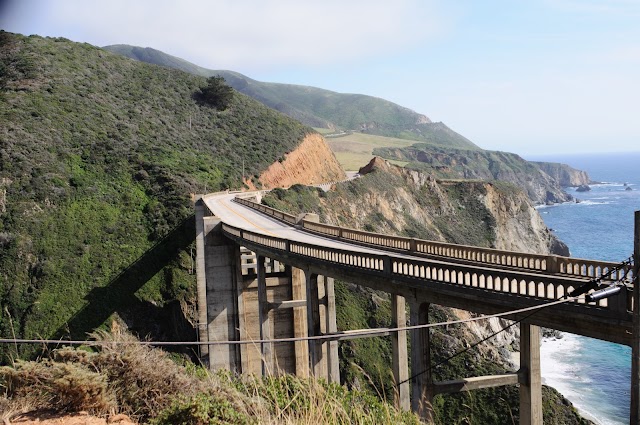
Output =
[{"x1": 56, "y1": 214, "x2": 196, "y2": 343}]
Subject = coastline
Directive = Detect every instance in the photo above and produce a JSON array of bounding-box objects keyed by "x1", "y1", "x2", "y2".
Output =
[
  {"x1": 509, "y1": 334, "x2": 602, "y2": 424},
  {"x1": 540, "y1": 334, "x2": 617, "y2": 425}
]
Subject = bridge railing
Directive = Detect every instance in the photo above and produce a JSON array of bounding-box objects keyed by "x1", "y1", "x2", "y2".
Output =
[
  {"x1": 232, "y1": 196, "x2": 634, "y2": 284},
  {"x1": 220, "y1": 222, "x2": 631, "y2": 316},
  {"x1": 234, "y1": 196, "x2": 297, "y2": 226}
]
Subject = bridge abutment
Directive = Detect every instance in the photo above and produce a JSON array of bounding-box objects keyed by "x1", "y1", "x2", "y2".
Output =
[{"x1": 194, "y1": 205, "x2": 242, "y2": 372}]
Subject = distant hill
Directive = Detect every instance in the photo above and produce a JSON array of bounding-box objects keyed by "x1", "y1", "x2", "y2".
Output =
[
  {"x1": 0, "y1": 31, "x2": 316, "y2": 362},
  {"x1": 103, "y1": 45, "x2": 479, "y2": 150}
]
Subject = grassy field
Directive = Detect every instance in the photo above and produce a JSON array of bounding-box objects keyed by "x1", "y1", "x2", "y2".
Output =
[{"x1": 325, "y1": 132, "x2": 412, "y2": 170}]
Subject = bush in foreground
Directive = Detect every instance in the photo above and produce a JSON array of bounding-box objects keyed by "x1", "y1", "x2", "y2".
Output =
[{"x1": 0, "y1": 328, "x2": 419, "y2": 424}]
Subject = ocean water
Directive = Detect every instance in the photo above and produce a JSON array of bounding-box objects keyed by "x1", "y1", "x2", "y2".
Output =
[{"x1": 525, "y1": 152, "x2": 640, "y2": 425}]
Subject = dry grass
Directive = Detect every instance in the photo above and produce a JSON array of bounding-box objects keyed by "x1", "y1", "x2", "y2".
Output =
[
  {"x1": 0, "y1": 328, "x2": 419, "y2": 425},
  {"x1": 325, "y1": 133, "x2": 414, "y2": 171},
  {"x1": 1, "y1": 359, "x2": 115, "y2": 414}
]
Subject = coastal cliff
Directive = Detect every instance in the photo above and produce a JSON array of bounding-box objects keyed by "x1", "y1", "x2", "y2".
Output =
[
  {"x1": 286, "y1": 156, "x2": 568, "y2": 254},
  {"x1": 533, "y1": 161, "x2": 592, "y2": 187},
  {"x1": 374, "y1": 144, "x2": 586, "y2": 205}
]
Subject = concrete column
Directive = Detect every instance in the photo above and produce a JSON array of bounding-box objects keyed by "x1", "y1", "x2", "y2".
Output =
[
  {"x1": 194, "y1": 198, "x2": 209, "y2": 367},
  {"x1": 257, "y1": 255, "x2": 272, "y2": 376},
  {"x1": 410, "y1": 301, "x2": 434, "y2": 422},
  {"x1": 631, "y1": 211, "x2": 640, "y2": 424},
  {"x1": 234, "y1": 247, "x2": 247, "y2": 374},
  {"x1": 202, "y1": 216, "x2": 241, "y2": 372},
  {"x1": 325, "y1": 276, "x2": 340, "y2": 384},
  {"x1": 291, "y1": 266, "x2": 309, "y2": 377},
  {"x1": 306, "y1": 271, "x2": 324, "y2": 377},
  {"x1": 392, "y1": 294, "x2": 410, "y2": 411},
  {"x1": 519, "y1": 323, "x2": 542, "y2": 425}
]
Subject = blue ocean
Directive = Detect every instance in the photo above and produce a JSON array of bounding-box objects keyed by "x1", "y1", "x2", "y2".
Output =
[{"x1": 525, "y1": 152, "x2": 640, "y2": 425}]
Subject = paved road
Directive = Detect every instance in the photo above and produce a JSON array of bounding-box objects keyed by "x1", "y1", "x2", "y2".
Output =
[{"x1": 203, "y1": 191, "x2": 405, "y2": 256}]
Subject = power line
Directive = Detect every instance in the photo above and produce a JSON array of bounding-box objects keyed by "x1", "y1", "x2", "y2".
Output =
[{"x1": 0, "y1": 295, "x2": 579, "y2": 347}]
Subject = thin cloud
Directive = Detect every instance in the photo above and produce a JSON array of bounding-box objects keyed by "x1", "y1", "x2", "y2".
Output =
[
  {"x1": 544, "y1": 0, "x2": 640, "y2": 16},
  {"x1": 38, "y1": 0, "x2": 448, "y2": 71}
]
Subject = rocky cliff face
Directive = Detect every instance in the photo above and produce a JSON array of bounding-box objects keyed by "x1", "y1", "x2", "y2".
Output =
[
  {"x1": 255, "y1": 133, "x2": 346, "y2": 188},
  {"x1": 374, "y1": 145, "x2": 584, "y2": 205},
  {"x1": 533, "y1": 161, "x2": 592, "y2": 186},
  {"x1": 321, "y1": 157, "x2": 567, "y2": 254}
]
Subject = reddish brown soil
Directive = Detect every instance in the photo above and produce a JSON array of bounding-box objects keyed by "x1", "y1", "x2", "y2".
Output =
[{"x1": 7, "y1": 412, "x2": 135, "y2": 425}]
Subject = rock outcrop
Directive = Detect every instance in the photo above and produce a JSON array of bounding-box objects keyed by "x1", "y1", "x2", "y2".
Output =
[
  {"x1": 533, "y1": 161, "x2": 591, "y2": 187},
  {"x1": 256, "y1": 133, "x2": 346, "y2": 189}
]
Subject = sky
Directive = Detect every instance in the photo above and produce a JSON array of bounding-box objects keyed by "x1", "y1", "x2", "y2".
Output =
[{"x1": 1, "y1": 0, "x2": 639, "y2": 155}]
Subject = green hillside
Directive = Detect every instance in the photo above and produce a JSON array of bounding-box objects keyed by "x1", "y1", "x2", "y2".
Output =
[
  {"x1": 103, "y1": 45, "x2": 479, "y2": 150},
  {"x1": 0, "y1": 31, "x2": 310, "y2": 362}
]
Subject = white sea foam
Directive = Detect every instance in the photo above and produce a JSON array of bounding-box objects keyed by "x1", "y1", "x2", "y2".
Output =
[
  {"x1": 574, "y1": 200, "x2": 613, "y2": 206},
  {"x1": 589, "y1": 182, "x2": 624, "y2": 188},
  {"x1": 541, "y1": 334, "x2": 622, "y2": 425}
]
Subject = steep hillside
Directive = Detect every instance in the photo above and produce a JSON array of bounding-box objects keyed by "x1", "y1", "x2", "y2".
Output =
[
  {"x1": 260, "y1": 159, "x2": 585, "y2": 424},
  {"x1": 0, "y1": 31, "x2": 341, "y2": 362},
  {"x1": 375, "y1": 144, "x2": 581, "y2": 204},
  {"x1": 257, "y1": 133, "x2": 345, "y2": 188},
  {"x1": 103, "y1": 45, "x2": 479, "y2": 150}
]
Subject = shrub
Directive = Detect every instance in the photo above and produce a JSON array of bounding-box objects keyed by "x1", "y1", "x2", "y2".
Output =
[
  {"x1": 198, "y1": 76, "x2": 234, "y2": 110},
  {"x1": 52, "y1": 327, "x2": 204, "y2": 420},
  {"x1": 152, "y1": 393, "x2": 252, "y2": 425},
  {"x1": 0, "y1": 359, "x2": 115, "y2": 414}
]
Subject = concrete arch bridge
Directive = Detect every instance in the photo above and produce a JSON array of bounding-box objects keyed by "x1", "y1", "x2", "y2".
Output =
[{"x1": 195, "y1": 191, "x2": 640, "y2": 424}]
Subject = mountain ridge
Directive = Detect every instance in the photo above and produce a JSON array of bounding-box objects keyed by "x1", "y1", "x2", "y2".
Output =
[{"x1": 103, "y1": 44, "x2": 479, "y2": 150}]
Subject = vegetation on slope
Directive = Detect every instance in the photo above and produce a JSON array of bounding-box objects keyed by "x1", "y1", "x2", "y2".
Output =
[
  {"x1": 0, "y1": 328, "x2": 421, "y2": 424},
  {"x1": 0, "y1": 31, "x2": 311, "y2": 363},
  {"x1": 103, "y1": 45, "x2": 479, "y2": 150},
  {"x1": 261, "y1": 166, "x2": 588, "y2": 424}
]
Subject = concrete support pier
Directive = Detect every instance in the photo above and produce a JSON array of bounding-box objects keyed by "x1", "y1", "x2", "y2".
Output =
[
  {"x1": 194, "y1": 198, "x2": 210, "y2": 367},
  {"x1": 519, "y1": 323, "x2": 542, "y2": 425},
  {"x1": 410, "y1": 301, "x2": 434, "y2": 422},
  {"x1": 392, "y1": 294, "x2": 410, "y2": 411},
  {"x1": 291, "y1": 266, "x2": 309, "y2": 377},
  {"x1": 306, "y1": 272, "x2": 325, "y2": 377},
  {"x1": 257, "y1": 255, "x2": 273, "y2": 375},
  {"x1": 325, "y1": 277, "x2": 340, "y2": 384},
  {"x1": 194, "y1": 199, "x2": 241, "y2": 372}
]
